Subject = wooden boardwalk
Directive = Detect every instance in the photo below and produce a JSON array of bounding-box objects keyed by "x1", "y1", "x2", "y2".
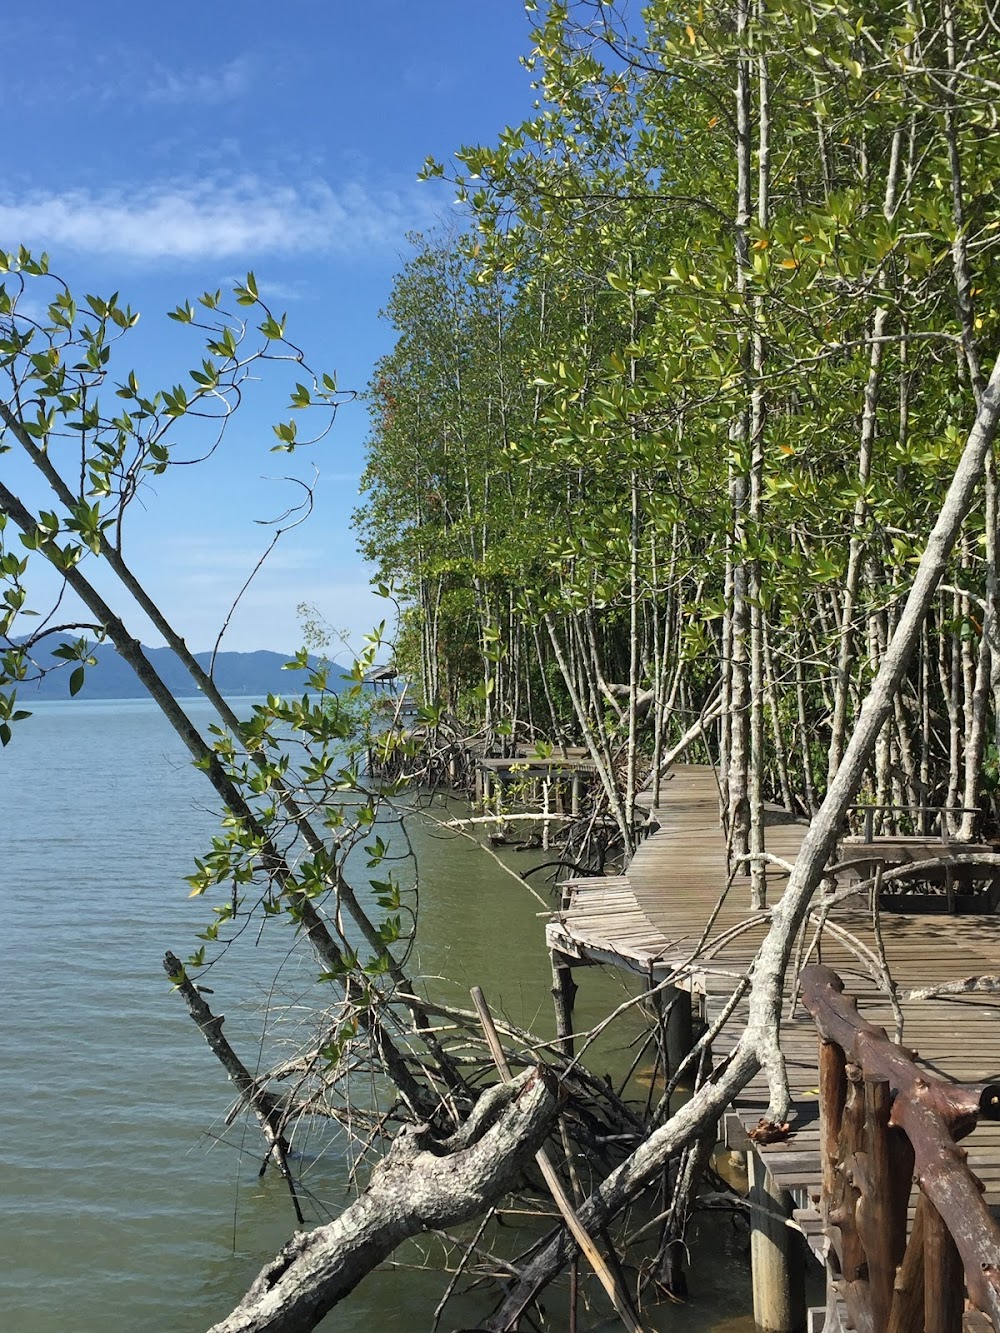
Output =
[
  {"x1": 474, "y1": 752, "x2": 598, "y2": 812},
  {"x1": 547, "y1": 764, "x2": 1000, "y2": 1231}
]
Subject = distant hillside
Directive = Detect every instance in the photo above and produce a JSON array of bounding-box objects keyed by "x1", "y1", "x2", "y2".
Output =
[{"x1": 14, "y1": 643, "x2": 343, "y2": 701}]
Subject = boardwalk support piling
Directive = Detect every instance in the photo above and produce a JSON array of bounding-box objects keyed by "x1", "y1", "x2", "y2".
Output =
[
  {"x1": 645, "y1": 978, "x2": 695, "y2": 1090},
  {"x1": 551, "y1": 951, "x2": 578, "y2": 1059},
  {"x1": 661, "y1": 986, "x2": 693, "y2": 1077},
  {"x1": 749, "y1": 1147, "x2": 806, "y2": 1333}
]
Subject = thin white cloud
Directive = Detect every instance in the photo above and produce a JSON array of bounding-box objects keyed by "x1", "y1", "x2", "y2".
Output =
[
  {"x1": 145, "y1": 56, "x2": 253, "y2": 106},
  {"x1": 155, "y1": 568, "x2": 390, "y2": 655},
  {"x1": 13, "y1": 546, "x2": 389, "y2": 655},
  {"x1": 0, "y1": 175, "x2": 434, "y2": 262},
  {"x1": 218, "y1": 273, "x2": 314, "y2": 303},
  {"x1": 162, "y1": 535, "x2": 325, "y2": 577}
]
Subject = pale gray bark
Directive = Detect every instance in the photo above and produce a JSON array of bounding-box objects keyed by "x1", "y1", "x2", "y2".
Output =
[
  {"x1": 626, "y1": 471, "x2": 641, "y2": 836},
  {"x1": 748, "y1": 33, "x2": 769, "y2": 908},
  {"x1": 727, "y1": 0, "x2": 753, "y2": 861},
  {"x1": 828, "y1": 121, "x2": 905, "y2": 782},
  {"x1": 827, "y1": 305, "x2": 888, "y2": 781},
  {"x1": 986, "y1": 461, "x2": 1000, "y2": 758},
  {"x1": 210, "y1": 1067, "x2": 558, "y2": 1333},
  {"x1": 544, "y1": 613, "x2": 634, "y2": 851},
  {"x1": 763, "y1": 618, "x2": 794, "y2": 813},
  {"x1": 961, "y1": 587, "x2": 990, "y2": 838},
  {"x1": 746, "y1": 348, "x2": 1000, "y2": 1122}
]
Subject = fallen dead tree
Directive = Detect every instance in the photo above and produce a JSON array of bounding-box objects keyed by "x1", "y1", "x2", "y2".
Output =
[{"x1": 207, "y1": 1066, "x2": 558, "y2": 1333}]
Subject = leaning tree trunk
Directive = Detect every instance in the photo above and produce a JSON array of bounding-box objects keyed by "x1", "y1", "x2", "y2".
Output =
[
  {"x1": 726, "y1": 0, "x2": 753, "y2": 864},
  {"x1": 746, "y1": 348, "x2": 1000, "y2": 1122},
  {"x1": 210, "y1": 1068, "x2": 558, "y2": 1333}
]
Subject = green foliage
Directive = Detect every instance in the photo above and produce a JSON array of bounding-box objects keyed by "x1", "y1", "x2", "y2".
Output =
[
  {"x1": 358, "y1": 0, "x2": 1000, "y2": 820},
  {"x1": 0, "y1": 255, "x2": 418, "y2": 1011}
]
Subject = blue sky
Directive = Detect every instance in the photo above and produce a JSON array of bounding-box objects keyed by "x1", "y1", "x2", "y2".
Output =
[{"x1": 0, "y1": 2, "x2": 536, "y2": 656}]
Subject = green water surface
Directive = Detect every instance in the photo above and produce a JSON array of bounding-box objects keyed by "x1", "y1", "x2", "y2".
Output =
[{"x1": 0, "y1": 698, "x2": 754, "y2": 1331}]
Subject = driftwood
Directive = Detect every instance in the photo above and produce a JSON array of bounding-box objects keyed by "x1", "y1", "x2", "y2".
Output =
[
  {"x1": 470, "y1": 986, "x2": 643, "y2": 1333},
  {"x1": 207, "y1": 1066, "x2": 558, "y2": 1333},
  {"x1": 799, "y1": 965, "x2": 1000, "y2": 1331},
  {"x1": 906, "y1": 973, "x2": 1000, "y2": 1001}
]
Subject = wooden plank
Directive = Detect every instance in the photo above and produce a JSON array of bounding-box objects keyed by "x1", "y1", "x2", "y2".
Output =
[{"x1": 554, "y1": 761, "x2": 1000, "y2": 1251}]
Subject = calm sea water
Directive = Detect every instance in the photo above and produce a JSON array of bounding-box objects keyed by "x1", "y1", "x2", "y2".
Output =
[{"x1": 0, "y1": 698, "x2": 754, "y2": 1332}]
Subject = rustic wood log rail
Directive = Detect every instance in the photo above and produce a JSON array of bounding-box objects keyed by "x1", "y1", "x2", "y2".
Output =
[{"x1": 799, "y1": 965, "x2": 1000, "y2": 1333}]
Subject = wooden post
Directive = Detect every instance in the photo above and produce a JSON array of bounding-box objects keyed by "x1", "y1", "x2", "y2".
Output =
[
  {"x1": 830, "y1": 1065, "x2": 867, "y2": 1285},
  {"x1": 748, "y1": 1147, "x2": 806, "y2": 1333},
  {"x1": 816, "y1": 1050, "x2": 848, "y2": 1333},
  {"x1": 859, "y1": 1077, "x2": 906, "y2": 1332},
  {"x1": 571, "y1": 772, "x2": 581, "y2": 817},
  {"x1": 551, "y1": 952, "x2": 577, "y2": 1059},
  {"x1": 542, "y1": 777, "x2": 551, "y2": 852},
  {"x1": 665, "y1": 986, "x2": 694, "y2": 1074},
  {"x1": 923, "y1": 1196, "x2": 964, "y2": 1333},
  {"x1": 649, "y1": 983, "x2": 694, "y2": 1084},
  {"x1": 887, "y1": 1196, "x2": 926, "y2": 1333},
  {"x1": 818, "y1": 1039, "x2": 847, "y2": 1205}
]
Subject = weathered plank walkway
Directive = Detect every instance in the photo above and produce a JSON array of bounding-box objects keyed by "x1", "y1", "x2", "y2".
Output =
[{"x1": 547, "y1": 764, "x2": 1000, "y2": 1233}]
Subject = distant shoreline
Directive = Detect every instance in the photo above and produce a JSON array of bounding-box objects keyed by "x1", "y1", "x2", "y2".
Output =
[
  {"x1": 16, "y1": 693, "x2": 275, "y2": 706},
  {"x1": 14, "y1": 644, "x2": 339, "y2": 702}
]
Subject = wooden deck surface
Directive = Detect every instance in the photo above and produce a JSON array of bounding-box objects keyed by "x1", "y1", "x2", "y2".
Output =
[{"x1": 547, "y1": 764, "x2": 1000, "y2": 1217}]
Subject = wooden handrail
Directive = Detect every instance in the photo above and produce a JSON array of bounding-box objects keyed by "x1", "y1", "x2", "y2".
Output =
[
  {"x1": 799, "y1": 966, "x2": 1000, "y2": 1332},
  {"x1": 846, "y1": 805, "x2": 981, "y2": 813},
  {"x1": 844, "y1": 803, "x2": 980, "y2": 845}
]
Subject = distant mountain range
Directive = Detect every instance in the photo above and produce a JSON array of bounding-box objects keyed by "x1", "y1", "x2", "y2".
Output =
[{"x1": 13, "y1": 643, "x2": 344, "y2": 701}]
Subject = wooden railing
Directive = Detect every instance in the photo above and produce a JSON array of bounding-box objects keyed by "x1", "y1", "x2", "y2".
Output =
[
  {"x1": 799, "y1": 966, "x2": 1000, "y2": 1333},
  {"x1": 845, "y1": 804, "x2": 980, "y2": 843}
]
